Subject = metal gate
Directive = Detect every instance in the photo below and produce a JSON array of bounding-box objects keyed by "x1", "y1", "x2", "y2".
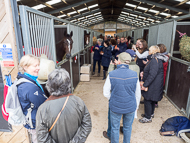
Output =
[{"x1": 19, "y1": 5, "x2": 56, "y2": 62}]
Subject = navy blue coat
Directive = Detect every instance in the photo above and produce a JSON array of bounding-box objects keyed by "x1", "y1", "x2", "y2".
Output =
[
  {"x1": 101, "y1": 46, "x2": 112, "y2": 67},
  {"x1": 17, "y1": 73, "x2": 47, "y2": 129},
  {"x1": 142, "y1": 57, "x2": 163, "y2": 101},
  {"x1": 93, "y1": 44, "x2": 103, "y2": 61},
  {"x1": 115, "y1": 42, "x2": 128, "y2": 58}
]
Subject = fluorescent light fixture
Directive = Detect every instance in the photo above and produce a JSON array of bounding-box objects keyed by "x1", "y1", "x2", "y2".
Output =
[
  {"x1": 137, "y1": 6, "x2": 148, "y2": 11},
  {"x1": 32, "y1": 4, "x2": 46, "y2": 10},
  {"x1": 17, "y1": 0, "x2": 21, "y2": 1},
  {"x1": 88, "y1": 4, "x2": 98, "y2": 9},
  {"x1": 160, "y1": 12, "x2": 171, "y2": 16},
  {"x1": 148, "y1": 9, "x2": 159, "y2": 13},
  {"x1": 58, "y1": 14, "x2": 66, "y2": 18},
  {"x1": 130, "y1": 14, "x2": 137, "y2": 17},
  {"x1": 68, "y1": 11, "x2": 77, "y2": 15},
  {"x1": 139, "y1": 16, "x2": 146, "y2": 19},
  {"x1": 46, "y1": 0, "x2": 61, "y2": 5},
  {"x1": 78, "y1": 17, "x2": 85, "y2": 20},
  {"x1": 147, "y1": 18, "x2": 154, "y2": 21},
  {"x1": 126, "y1": 3, "x2": 136, "y2": 8},
  {"x1": 94, "y1": 12, "x2": 101, "y2": 15},
  {"x1": 78, "y1": 8, "x2": 88, "y2": 12},
  {"x1": 88, "y1": 17, "x2": 94, "y2": 19},
  {"x1": 121, "y1": 11, "x2": 129, "y2": 15},
  {"x1": 172, "y1": 15, "x2": 178, "y2": 18},
  {"x1": 70, "y1": 20, "x2": 77, "y2": 22},
  {"x1": 86, "y1": 15, "x2": 93, "y2": 18}
]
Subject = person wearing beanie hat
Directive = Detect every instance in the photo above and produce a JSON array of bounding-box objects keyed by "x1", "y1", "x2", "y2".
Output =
[{"x1": 103, "y1": 52, "x2": 141, "y2": 143}]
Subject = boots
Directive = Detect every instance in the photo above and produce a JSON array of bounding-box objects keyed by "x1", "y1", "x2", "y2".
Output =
[{"x1": 102, "y1": 70, "x2": 106, "y2": 80}]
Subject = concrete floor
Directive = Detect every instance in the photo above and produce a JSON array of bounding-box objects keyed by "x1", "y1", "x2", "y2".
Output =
[{"x1": 74, "y1": 72, "x2": 185, "y2": 143}]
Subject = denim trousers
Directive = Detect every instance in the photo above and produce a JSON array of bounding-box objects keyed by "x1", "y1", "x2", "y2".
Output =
[
  {"x1": 144, "y1": 99, "x2": 156, "y2": 119},
  {"x1": 93, "y1": 59, "x2": 101, "y2": 73},
  {"x1": 110, "y1": 110, "x2": 135, "y2": 143},
  {"x1": 107, "y1": 107, "x2": 111, "y2": 138}
]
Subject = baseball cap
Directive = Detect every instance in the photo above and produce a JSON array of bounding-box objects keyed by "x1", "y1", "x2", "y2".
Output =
[
  {"x1": 126, "y1": 49, "x2": 136, "y2": 58},
  {"x1": 118, "y1": 52, "x2": 132, "y2": 64}
]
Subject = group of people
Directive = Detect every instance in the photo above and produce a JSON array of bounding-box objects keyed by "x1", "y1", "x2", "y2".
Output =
[
  {"x1": 17, "y1": 54, "x2": 92, "y2": 143},
  {"x1": 15, "y1": 35, "x2": 169, "y2": 143},
  {"x1": 101, "y1": 36, "x2": 169, "y2": 143},
  {"x1": 92, "y1": 35, "x2": 133, "y2": 80}
]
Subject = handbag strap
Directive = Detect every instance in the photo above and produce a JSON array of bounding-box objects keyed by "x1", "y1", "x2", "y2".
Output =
[{"x1": 49, "y1": 96, "x2": 69, "y2": 132}]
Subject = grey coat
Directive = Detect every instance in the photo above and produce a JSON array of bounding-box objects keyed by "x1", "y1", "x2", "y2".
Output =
[{"x1": 36, "y1": 95, "x2": 92, "y2": 143}]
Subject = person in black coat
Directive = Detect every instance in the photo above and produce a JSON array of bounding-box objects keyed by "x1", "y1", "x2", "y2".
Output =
[
  {"x1": 100, "y1": 40, "x2": 112, "y2": 80},
  {"x1": 139, "y1": 45, "x2": 164, "y2": 123}
]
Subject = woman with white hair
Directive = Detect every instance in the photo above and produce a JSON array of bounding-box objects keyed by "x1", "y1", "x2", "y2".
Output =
[
  {"x1": 92, "y1": 38, "x2": 103, "y2": 76},
  {"x1": 17, "y1": 54, "x2": 47, "y2": 143},
  {"x1": 36, "y1": 69, "x2": 92, "y2": 143},
  {"x1": 139, "y1": 45, "x2": 164, "y2": 123}
]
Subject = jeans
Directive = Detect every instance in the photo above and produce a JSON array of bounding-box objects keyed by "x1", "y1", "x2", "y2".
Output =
[
  {"x1": 107, "y1": 107, "x2": 111, "y2": 138},
  {"x1": 110, "y1": 110, "x2": 135, "y2": 143},
  {"x1": 93, "y1": 59, "x2": 101, "y2": 73},
  {"x1": 144, "y1": 99, "x2": 156, "y2": 119}
]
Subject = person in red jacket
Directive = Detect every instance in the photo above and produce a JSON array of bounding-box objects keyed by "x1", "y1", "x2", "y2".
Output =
[
  {"x1": 154, "y1": 44, "x2": 169, "y2": 108},
  {"x1": 157, "y1": 44, "x2": 169, "y2": 86}
]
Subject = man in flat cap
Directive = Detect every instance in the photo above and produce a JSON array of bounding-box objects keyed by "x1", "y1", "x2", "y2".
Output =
[{"x1": 103, "y1": 52, "x2": 141, "y2": 143}]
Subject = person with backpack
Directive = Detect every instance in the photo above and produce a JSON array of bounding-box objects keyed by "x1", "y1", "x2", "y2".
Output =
[{"x1": 17, "y1": 54, "x2": 47, "y2": 143}]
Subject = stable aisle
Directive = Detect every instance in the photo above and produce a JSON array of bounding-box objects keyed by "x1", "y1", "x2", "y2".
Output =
[{"x1": 74, "y1": 73, "x2": 185, "y2": 143}]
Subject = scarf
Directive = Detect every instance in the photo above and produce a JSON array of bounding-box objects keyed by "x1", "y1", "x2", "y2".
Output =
[{"x1": 24, "y1": 72, "x2": 44, "y2": 92}]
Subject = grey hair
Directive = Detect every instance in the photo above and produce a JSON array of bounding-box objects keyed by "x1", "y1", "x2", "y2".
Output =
[
  {"x1": 97, "y1": 38, "x2": 103, "y2": 43},
  {"x1": 46, "y1": 69, "x2": 71, "y2": 96}
]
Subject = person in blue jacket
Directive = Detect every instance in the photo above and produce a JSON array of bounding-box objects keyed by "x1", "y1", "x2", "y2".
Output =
[
  {"x1": 114, "y1": 37, "x2": 128, "y2": 59},
  {"x1": 92, "y1": 38, "x2": 103, "y2": 76},
  {"x1": 17, "y1": 54, "x2": 47, "y2": 143},
  {"x1": 100, "y1": 40, "x2": 112, "y2": 80}
]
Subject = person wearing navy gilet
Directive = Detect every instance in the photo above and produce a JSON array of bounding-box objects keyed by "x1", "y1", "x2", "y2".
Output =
[
  {"x1": 103, "y1": 52, "x2": 141, "y2": 143},
  {"x1": 17, "y1": 54, "x2": 47, "y2": 143}
]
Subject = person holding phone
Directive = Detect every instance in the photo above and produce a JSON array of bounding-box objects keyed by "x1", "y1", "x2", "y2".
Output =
[{"x1": 132, "y1": 39, "x2": 149, "y2": 74}]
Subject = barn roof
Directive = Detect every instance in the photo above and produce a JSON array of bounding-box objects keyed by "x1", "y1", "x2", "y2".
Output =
[{"x1": 17, "y1": 0, "x2": 190, "y2": 27}]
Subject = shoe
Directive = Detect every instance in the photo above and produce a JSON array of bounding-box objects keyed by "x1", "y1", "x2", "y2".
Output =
[
  {"x1": 140, "y1": 100, "x2": 144, "y2": 104},
  {"x1": 92, "y1": 72, "x2": 95, "y2": 75},
  {"x1": 141, "y1": 114, "x2": 154, "y2": 118},
  {"x1": 155, "y1": 104, "x2": 158, "y2": 108},
  {"x1": 120, "y1": 126, "x2": 123, "y2": 134},
  {"x1": 97, "y1": 73, "x2": 100, "y2": 77},
  {"x1": 103, "y1": 131, "x2": 110, "y2": 140},
  {"x1": 139, "y1": 117, "x2": 152, "y2": 123}
]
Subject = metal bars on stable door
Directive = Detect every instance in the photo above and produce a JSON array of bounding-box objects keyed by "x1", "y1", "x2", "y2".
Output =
[{"x1": 19, "y1": 6, "x2": 56, "y2": 62}]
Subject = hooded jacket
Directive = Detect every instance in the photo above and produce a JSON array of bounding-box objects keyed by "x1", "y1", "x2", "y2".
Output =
[
  {"x1": 17, "y1": 73, "x2": 47, "y2": 129},
  {"x1": 36, "y1": 95, "x2": 92, "y2": 143}
]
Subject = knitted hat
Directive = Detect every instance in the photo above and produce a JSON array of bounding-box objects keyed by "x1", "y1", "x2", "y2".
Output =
[{"x1": 118, "y1": 52, "x2": 132, "y2": 64}]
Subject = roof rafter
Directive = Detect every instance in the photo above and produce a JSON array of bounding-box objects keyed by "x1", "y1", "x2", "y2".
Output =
[
  {"x1": 47, "y1": 0, "x2": 95, "y2": 14},
  {"x1": 138, "y1": 0, "x2": 189, "y2": 14}
]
